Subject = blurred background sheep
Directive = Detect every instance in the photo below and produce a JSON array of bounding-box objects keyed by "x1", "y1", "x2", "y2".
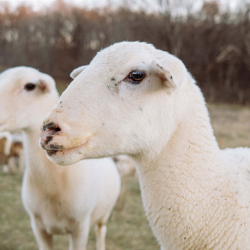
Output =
[{"x1": 0, "y1": 132, "x2": 24, "y2": 173}]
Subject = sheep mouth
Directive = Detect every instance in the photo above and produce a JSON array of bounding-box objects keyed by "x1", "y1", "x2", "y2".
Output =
[{"x1": 45, "y1": 140, "x2": 89, "y2": 157}]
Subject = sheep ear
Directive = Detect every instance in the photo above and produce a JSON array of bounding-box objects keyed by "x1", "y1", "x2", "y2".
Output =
[
  {"x1": 38, "y1": 73, "x2": 56, "y2": 93},
  {"x1": 38, "y1": 80, "x2": 50, "y2": 93},
  {"x1": 154, "y1": 50, "x2": 187, "y2": 91},
  {"x1": 70, "y1": 65, "x2": 88, "y2": 79}
]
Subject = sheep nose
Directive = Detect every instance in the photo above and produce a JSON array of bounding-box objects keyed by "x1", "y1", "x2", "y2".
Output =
[
  {"x1": 40, "y1": 122, "x2": 61, "y2": 149},
  {"x1": 42, "y1": 122, "x2": 61, "y2": 133}
]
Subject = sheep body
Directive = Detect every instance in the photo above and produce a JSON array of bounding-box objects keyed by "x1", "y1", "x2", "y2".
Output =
[
  {"x1": 40, "y1": 42, "x2": 250, "y2": 250},
  {"x1": 0, "y1": 67, "x2": 120, "y2": 250}
]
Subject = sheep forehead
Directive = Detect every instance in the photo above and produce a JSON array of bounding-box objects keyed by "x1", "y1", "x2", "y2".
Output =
[
  {"x1": 0, "y1": 67, "x2": 40, "y2": 88},
  {"x1": 90, "y1": 41, "x2": 157, "y2": 73}
]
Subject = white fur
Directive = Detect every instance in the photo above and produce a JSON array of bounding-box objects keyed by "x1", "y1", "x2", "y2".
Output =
[
  {"x1": 40, "y1": 42, "x2": 250, "y2": 250},
  {"x1": 0, "y1": 67, "x2": 121, "y2": 250}
]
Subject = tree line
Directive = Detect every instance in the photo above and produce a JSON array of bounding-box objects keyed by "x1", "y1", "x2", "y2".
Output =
[{"x1": 0, "y1": 1, "x2": 250, "y2": 103}]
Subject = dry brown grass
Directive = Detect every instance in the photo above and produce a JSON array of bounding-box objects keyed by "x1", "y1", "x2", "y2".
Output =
[
  {"x1": 208, "y1": 103, "x2": 250, "y2": 148},
  {"x1": 0, "y1": 103, "x2": 249, "y2": 249}
]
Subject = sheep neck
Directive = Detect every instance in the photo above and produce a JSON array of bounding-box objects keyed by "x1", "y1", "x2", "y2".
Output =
[
  {"x1": 134, "y1": 84, "x2": 222, "y2": 249},
  {"x1": 22, "y1": 127, "x2": 61, "y2": 178},
  {"x1": 136, "y1": 99, "x2": 221, "y2": 197},
  {"x1": 137, "y1": 84, "x2": 220, "y2": 176}
]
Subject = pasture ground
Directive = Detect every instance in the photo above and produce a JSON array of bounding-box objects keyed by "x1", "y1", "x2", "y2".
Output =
[{"x1": 0, "y1": 102, "x2": 250, "y2": 250}]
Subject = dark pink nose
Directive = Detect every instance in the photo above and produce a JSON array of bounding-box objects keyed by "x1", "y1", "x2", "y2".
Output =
[{"x1": 40, "y1": 122, "x2": 61, "y2": 149}]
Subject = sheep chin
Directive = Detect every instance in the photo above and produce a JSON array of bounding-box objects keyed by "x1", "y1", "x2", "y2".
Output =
[{"x1": 45, "y1": 143, "x2": 87, "y2": 166}]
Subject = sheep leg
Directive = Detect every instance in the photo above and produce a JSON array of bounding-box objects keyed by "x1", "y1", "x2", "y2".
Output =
[
  {"x1": 69, "y1": 218, "x2": 90, "y2": 250},
  {"x1": 8, "y1": 156, "x2": 17, "y2": 173},
  {"x1": 30, "y1": 219, "x2": 53, "y2": 250},
  {"x1": 18, "y1": 151, "x2": 25, "y2": 173},
  {"x1": 95, "y1": 222, "x2": 107, "y2": 250}
]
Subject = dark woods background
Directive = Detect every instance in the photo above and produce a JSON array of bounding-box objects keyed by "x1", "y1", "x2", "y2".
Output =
[{"x1": 0, "y1": 0, "x2": 250, "y2": 103}]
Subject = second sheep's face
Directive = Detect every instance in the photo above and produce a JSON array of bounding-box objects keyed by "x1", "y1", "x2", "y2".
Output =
[{"x1": 0, "y1": 67, "x2": 59, "y2": 133}]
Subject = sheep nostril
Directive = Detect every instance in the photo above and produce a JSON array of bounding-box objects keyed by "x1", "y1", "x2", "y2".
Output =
[
  {"x1": 45, "y1": 122, "x2": 57, "y2": 130},
  {"x1": 43, "y1": 122, "x2": 61, "y2": 133}
]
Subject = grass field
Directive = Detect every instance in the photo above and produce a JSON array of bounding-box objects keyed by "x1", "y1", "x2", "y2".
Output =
[
  {"x1": 0, "y1": 102, "x2": 250, "y2": 250},
  {"x1": 208, "y1": 103, "x2": 250, "y2": 148}
]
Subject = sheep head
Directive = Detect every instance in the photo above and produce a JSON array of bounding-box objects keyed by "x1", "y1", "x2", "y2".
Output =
[
  {"x1": 40, "y1": 41, "x2": 191, "y2": 166},
  {"x1": 0, "y1": 67, "x2": 58, "y2": 133}
]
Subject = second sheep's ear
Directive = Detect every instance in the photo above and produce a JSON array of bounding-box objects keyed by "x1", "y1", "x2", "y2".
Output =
[
  {"x1": 37, "y1": 73, "x2": 56, "y2": 93},
  {"x1": 70, "y1": 65, "x2": 88, "y2": 79},
  {"x1": 154, "y1": 49, "x2": 187, "y2": 92}
]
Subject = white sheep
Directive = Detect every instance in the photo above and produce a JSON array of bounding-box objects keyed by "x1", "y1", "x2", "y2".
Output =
[
  {"x1": 40, "y1": 41, "x2": 250, "y2": 250},
  {"x1": 0, "y1": 66, "x2": 121, "y2": 250}
]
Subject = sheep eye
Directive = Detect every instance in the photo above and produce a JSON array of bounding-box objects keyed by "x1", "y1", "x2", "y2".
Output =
[
  {"x1": 127, "y1": 71, "x2": 146, "y2": 84},
  {"x1": 24, "y1": 83, "x2": 36, "y2": 91}
]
